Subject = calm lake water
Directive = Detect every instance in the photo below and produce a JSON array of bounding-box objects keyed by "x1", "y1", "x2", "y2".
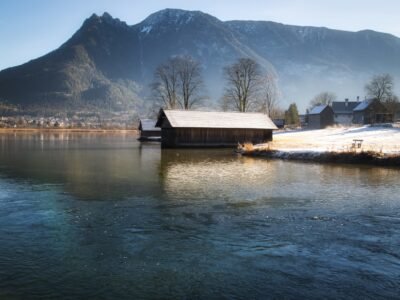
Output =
[{"x1": 0, "y1": 132, "x2": 399, "y2": 299}]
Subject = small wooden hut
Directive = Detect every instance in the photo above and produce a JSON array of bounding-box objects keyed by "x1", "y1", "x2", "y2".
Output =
[
  {"x1": 138, "y1": 119, "x2": 161, "y2": 141},
  {"x1": 308, "y1": 105, "x2": 334, "y2": 129},
  {"x1": 155, "y1": 109, "x2": 277, "y2": 148}
]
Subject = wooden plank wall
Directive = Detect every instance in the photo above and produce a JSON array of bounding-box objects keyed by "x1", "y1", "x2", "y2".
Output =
[
  {"x1": 161, "y1": 128, "x2": 273, "y2": 148},
  {"x1": 141, "y1": 130, "x2": 161, "y2": 138}
]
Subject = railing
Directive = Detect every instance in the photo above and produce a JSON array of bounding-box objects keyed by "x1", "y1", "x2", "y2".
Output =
[{"x1": 351, "y1": 139, "x2": 363, "y2": 150}]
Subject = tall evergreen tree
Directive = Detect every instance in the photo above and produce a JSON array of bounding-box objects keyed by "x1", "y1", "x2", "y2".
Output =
[{"x1": 285, "y1": 103, "x2": 300, "y2": 125}]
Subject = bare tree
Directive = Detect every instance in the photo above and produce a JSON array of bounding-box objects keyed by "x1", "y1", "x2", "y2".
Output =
[
  {"x1": 152, "y1": 56, "x2": 205, "y2": 110},
  {"x1": 309, "y1": 92, "x2": 336, "y2": 109},
  {"x1": 176, "y1": 56, "x2": 204, "y2": 110},
  {"x1": 365, "y1": 73, "x2": 394, "y2": 102},
  {"x1": 258, "y1": 73, "x2": 280, "y2": 118},
  {"x1": 152, "y1": 58, "x2": 179, "y2": 109},
  {"x1": 222, "y1": 58, "x2": 261, "y2": 112}
]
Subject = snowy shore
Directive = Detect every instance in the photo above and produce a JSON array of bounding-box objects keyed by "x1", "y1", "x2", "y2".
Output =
[
  {"x1": 241, "y1": 125, "x2": 400, "y2": 167},
  {"x1": 271, "y1": 125, "x2": 400, "y2": 154}
]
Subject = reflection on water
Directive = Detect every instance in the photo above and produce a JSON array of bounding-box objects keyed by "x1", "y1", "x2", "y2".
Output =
[
  {"x1": 0, "y1": 132, "x2": 399, "y2": 299},
  {"x1": 0, "y1": 132, "x2": 162, "y2": 200},
  {"x1": 160, "y1": 148, "x2": 399, "y2": 212}
]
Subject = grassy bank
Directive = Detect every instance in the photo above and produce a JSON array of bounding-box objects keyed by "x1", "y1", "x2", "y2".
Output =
[
  {"x1": 239, "y1": 126, "x2": 400, "y2": 167},
  {"x1": 240, "y1": 147, "x2": 400, "y2": 167}
]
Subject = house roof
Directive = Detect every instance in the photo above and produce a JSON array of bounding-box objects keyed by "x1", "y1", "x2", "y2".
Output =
[
  {"x1": 332, "y1": 101, "x2": 360, "y2": 114},
  {"x1": 139, "y1": 119, "x2": 160, "y2": 131},
  {"x1": 156, "y1": 109, "x2": 278, "y2": 130},
  {"x1": 353, "y1": 99, "x2": 375, "y2": 112},
  {"x1": 309, "y1": 105, "x2": 329, "y2": 115}
]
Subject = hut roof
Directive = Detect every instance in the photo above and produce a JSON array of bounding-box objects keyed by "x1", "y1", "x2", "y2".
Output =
[
  {"x1": 156, "y1": 109, "x2": 277, "y2": 130},
  {"x1": 332, "y1": 101, "x2": 359, "y2": 114},
  {"x1": 139, "y1": 119, "x2": 160, "y2": 131},
  {"x1": 309, "y1": 105, "x2": 330, "y2": 115}
]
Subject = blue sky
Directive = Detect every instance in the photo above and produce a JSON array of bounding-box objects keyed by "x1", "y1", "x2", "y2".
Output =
[{"x1": 0, "y1": 0, "x2": 399, "y2": 71}]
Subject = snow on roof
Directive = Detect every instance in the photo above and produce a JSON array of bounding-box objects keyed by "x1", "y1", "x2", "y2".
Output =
[
  {"x1": 353, "y1": 99, "x2": 374, "y2": 112},
  {"x1": 139, "y1": 119, "x2": 160, "y2": 131},
  {"x1": 156, "y1": 110, "x2": 278, "y2": 130},
  {"x1": 309, "y1": 105, "x2": 329, "y2": 115}
]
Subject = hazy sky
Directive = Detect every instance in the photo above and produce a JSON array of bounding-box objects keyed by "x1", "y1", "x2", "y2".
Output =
[{"x1": 0, "y1": 0, "x2": 399, "y2": 71}]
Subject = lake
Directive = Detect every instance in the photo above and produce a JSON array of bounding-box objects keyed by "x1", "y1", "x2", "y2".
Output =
[{"x1": 0, "y1": 132, "x2": 399, "y2": 299}]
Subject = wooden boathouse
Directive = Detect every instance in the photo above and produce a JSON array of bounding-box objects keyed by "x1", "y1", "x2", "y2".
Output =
[
  {"x1": 155, "y1": 109, "x2": 277, "y2": 148},
  {"x1": 138, "y1": 119, "x2": 161, "y2": 141}
]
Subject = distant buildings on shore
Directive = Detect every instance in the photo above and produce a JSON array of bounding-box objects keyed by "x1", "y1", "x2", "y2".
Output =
[
  {"x1": 0, "y1": 112, "x2": 137, "y2": 129},
  {"x1": 305, "y1": 98, "x2": 398, "y2": 129}
]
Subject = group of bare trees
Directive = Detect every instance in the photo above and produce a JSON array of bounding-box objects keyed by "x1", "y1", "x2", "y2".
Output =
[
  {"x1": 152, "y1": 56, "x2": 281, "y2": 117},
  {"x1": 153, "y1": 56, "x2": 399, "y2": 121},
  {"x1": 152, "y1": 55, "x2": 204, "y2": 110}
]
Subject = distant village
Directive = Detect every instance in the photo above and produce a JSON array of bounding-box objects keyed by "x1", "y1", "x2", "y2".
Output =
[{"x1": 0, "y1": 111, "x2": 137, "y2": 130}]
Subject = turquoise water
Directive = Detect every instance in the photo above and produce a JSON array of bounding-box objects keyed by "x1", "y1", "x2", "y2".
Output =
[{"x1": 0, "y1": 132, "x2": 399, "y2": 299}]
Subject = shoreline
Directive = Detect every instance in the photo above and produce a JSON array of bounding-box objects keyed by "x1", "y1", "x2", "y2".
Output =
[
  {"x1": 241, "y1": 148, "x2": 400, "y2": 167},
  {"x1": 0, "y1": 128, "x2": 139, "y2": 134}
]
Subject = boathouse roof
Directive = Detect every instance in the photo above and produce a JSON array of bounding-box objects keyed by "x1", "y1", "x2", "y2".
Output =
[
  {"x1": 156, "y1": 109, "x2": 277, "y2": 130},
  {"x1": 139, "y1": 119, "x2": 160, "y2": 131}
]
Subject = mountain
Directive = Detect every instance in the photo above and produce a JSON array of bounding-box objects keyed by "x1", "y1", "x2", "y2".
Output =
[
  {"x1": 0, "y1": 9, "x2": 400, "y2": 113},
  {"x1": 131, "y1": 10, "x2": 274, "y2": 82},
  {"x1": 0, "y1": 12, "x2": 143, "y2": 113}
]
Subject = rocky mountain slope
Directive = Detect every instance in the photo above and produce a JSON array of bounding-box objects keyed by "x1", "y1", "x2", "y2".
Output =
[{"x1": 227, "y1": 20, "x2": 400, "y2": 103}]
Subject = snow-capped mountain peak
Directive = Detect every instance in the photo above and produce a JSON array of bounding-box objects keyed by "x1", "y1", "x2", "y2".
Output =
[{"x1": 140, "y1": 8, "x2": 206, "y2": 27}]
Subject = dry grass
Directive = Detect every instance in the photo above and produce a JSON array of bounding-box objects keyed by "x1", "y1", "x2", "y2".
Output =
[{"x1": 237, "y1": 142, "x2": 270, "y2": 153}]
